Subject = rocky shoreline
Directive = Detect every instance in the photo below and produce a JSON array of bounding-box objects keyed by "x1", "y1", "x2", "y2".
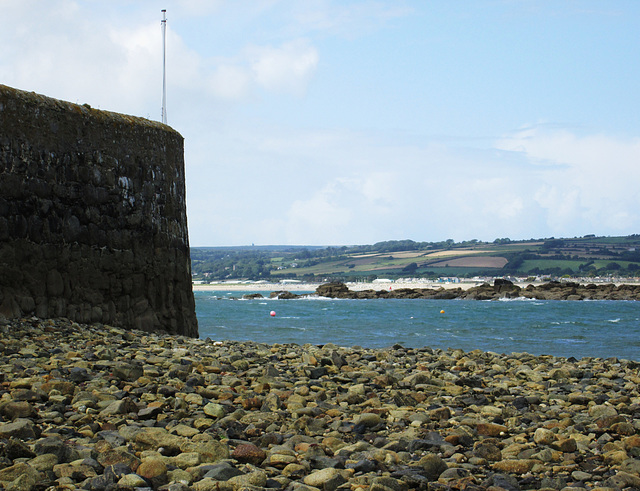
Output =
[
  {"x1": 0, "y1": 318, "x2": 638, "y2": 490},
  {"x1": 263, "y1": 281, "x2": 640, "y2": 302}
]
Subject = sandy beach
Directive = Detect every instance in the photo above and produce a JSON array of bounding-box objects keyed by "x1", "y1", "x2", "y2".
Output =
[
  {"x1": 192, "y1": 281, "x2": 487, "y2": 293},
  {"x1": 193, "y1": 279, "x2": 640, "y2": 294}
]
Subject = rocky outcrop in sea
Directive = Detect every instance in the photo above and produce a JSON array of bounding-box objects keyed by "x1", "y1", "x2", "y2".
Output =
[
  {"x1": 0, "y1": 317, "x2": 638, "y2": 490},
  {"x1": 300, "y1": 280, "x2": 640, "y2": 301}
]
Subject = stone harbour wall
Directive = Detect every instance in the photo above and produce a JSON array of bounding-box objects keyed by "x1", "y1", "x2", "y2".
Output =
[{"x1": 0, "y1": 84, "x2": 198, "y2": 337}]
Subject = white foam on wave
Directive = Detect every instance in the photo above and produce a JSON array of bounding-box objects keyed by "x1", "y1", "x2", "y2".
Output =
[
  {"x1": 608, "y1": 318, "x2": 621, "y2": 323},
  {"x1": 497, "y1": 296, "x2": 539, "y2": 302},
  {"x1": 280, "y1": 325, "x2": 306, "y2": 331},
  {"x1": 239, "y1": 296, "x2": 278, "y2": 302},
  {"x1": 559, "y1": 338, "x2": 587, "y2": 344},
  {"x1": 296, "y1": 295, "x2": 339, "y2": 301}
]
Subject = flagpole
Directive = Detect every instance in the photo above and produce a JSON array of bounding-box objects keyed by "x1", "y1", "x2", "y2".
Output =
[{"x1": 161, "y1": 9, "x2": 167, "y2": 124}]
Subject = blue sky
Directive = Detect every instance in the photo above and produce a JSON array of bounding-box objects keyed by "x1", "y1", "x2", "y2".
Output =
[{"x1": 2, "y1": 1, "x2": 639, "y2": 246}]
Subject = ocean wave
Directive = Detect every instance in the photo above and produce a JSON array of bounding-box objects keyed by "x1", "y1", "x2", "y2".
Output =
[
  {"x1": 194, "y1": 292, "x2": 640, "y2": 360},
  {"x1": 558, "y1": 338, "x2": 587, "y2": 344},
  {"x1": 497, "y1": 296, "x2": 540, "y2": 302},
  {"x1": 279, "y1": 325, "x2": 307, "y2": 331},
  {"x1": 296, "y1": 295, "x2": 336, "y2": 301}
]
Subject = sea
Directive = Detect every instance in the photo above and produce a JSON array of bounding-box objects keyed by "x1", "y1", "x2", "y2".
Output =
[{"x1": 195, "y1": 291, "x2": 640, "y2": 362}]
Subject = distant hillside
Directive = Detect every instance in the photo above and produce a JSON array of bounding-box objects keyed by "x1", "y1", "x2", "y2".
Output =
[{"x1": 191, "y1": 235, "x2": 640, "y2": 282}]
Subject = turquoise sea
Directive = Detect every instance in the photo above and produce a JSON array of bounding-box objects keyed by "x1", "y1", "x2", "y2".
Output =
[{"x1": 195, "y1": 291, "x2": 640, "y2": 361}]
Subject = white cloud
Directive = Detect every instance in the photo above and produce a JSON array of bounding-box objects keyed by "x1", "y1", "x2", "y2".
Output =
[
  {"x1": 208, "y1": 64, "x2": 252, "y2": 100},
  {"x1": 185, "y1": 119, "x2": 640, "y2": 245},
  {"x1": 290, "y1": 1, "x2": 412, "y2": 38},
  {"x1": 533, "y1": 185, "x2": 584, "y2": 231},
  {"x1": 194, "y1": 39, "x2": 320, "y2": 102},
  {"x1": 107, "y1": 24, "x2": 163, "y2": 110},
  {"x1": 215, "y1": 126, "x2": 640, "y2": 245},
  {"x1": 1, "y1": 1, "x2": 320, "y2": 115},
  {"x1": 285, "y1": 180, "x2": 355, "y2": 244},
  {"x1": 280, "y1": 172, "x2": 398, "y2": 244},
  {"x1": 174, "y1": 0, "x2": 225, "y2": 17},
  {"x1": 4, "y1": 1, "x2": 639, "y2": 246},
  {"x1": 249, "y1": 39, "x2": 319, "y2": 96},
  {"x1": 0, "y1": 2, "x2": 163, "y2": 115},
  {"x1": 497, "y1": 127, "x2": 640, "y2": 236}
]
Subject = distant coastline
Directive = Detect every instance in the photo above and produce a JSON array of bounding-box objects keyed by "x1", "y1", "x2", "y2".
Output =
[
  {"x1": 193, "y1": 278, "x2": 640, "y2": 293},
  {"x1": 193, "y1": 280, "x2": 481, "y2": 292}
]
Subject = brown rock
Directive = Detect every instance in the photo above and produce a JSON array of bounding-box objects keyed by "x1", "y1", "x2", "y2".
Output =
[
  {"x1": 445, "y1": 434, "x2": 473, "y2": 446},
  {"x1": 597, "y1": 415, "x2": 627, "y2": 429},
  {"x1": 492, "y1": 459, "x2": 537, "y2": 474},
  {"x1": 241, "y1": 397, "x2": 262, "y2": 410},
  {"x1": 304, "y1": 468, "x2": 348, "y2": 489},
  {"x1": 603, "y1": 450, "x2": 629, "y2": 465},
  {"x1": 0, "y1": 419, "x2": 37, "y2": 439},
  {"x1": 134, "y1": 428, "x2": 184, "y2": 454},
  {"x1": 534, "y1": 427, "x2": 556, "y2": 446},
  {"x1": 0, "y1": 462, "x2": 41, "y2": 487},
  {"x1": 477, "y1": 423, "x2": 507, "y2": 437},
  {"x1": 415, "y1": 453, "x2": 448, "y2": 480},
  {"x1": 0, "y1": 401, "x2": 36, "y2": 420},
  {"x1": 231, "y1": 443, "x2": 266, "y2": 465},
  {"x1": 430, "y1": 407, "x2": 452, "y2": 421},
  {"x1": 609, "y1": 471, "x2": 640, "y2": 489},
  {"x1": 180, "y1": 440, "x2": 230, "y2": 463},
  {"x1": 474, "y1": 442, "x2": 502, "y2": 462},
  {"x1": 623, "y1": 435, "x2": 640, "y2": 451},
  {"x1": 552, "y1": 437, "x2": 577, "y2": 453},
  {"x1": 96, "y1": 448, "x2": 140, "y2": 471},
  {"x1": 4, "y1": 438, "x2": 35, "y2": 460},
  {"x1": 137, "y1": 458, "x2": 168, "y2": 479},
  {"x1": 610, "y1": 422, "x2": 636, "y2": 436},
  {"x1": 53, "y1": 463, "x2": 97, "y2": 480},
  {"x1": 40, "y1": 380, "x2": 76, "y2": 396}
]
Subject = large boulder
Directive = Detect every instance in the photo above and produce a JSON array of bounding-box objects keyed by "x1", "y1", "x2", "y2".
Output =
[{"x1": 316, "y1": 282, "x2": 351, "y2": 298}]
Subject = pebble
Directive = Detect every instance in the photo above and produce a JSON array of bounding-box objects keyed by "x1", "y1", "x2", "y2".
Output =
[{"x1": 0, "y1": 317, "x2": 637, "y2": 490}]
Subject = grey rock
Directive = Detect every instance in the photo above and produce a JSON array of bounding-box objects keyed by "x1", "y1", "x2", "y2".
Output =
[
  {"x1": 112, "y1": 362, "x2": 144, "y2": 381},
  {"x1": 203, "y1": 463, "x2": 243, "y2": 481},
  {"x1": 0, "y1": 419, "x2": 37, "y2": 440}
]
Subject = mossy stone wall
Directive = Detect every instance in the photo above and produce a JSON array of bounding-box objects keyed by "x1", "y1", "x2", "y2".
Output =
[{"x1": 0, "y1": 84, "x2": 198, "y2": 337}]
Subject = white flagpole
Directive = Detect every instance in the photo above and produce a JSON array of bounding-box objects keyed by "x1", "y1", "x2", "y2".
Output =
[{"x1": 161, "y1": 9, "x2": 167, "y2": 124}]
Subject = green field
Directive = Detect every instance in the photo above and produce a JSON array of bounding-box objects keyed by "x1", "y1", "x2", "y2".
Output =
[{"x1": 191, "y1": 235, "x2": 640, "y2": 281}]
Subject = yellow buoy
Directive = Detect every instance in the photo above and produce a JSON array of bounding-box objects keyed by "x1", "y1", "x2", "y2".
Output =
[{"x1": 440, "y1": 309, "x2": 445, "y2": 314}]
